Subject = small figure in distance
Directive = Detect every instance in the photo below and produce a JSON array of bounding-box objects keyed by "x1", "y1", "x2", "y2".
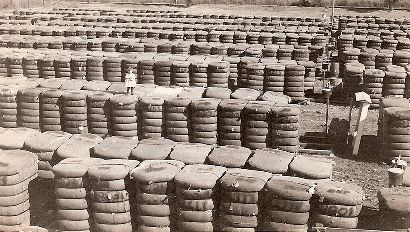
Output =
[
  {"x1": 30, "y1": 18, "x2": 38, "y2": 25},
  {"x1": 125, "y1": 68, "x2": 137, "y2": 95}
]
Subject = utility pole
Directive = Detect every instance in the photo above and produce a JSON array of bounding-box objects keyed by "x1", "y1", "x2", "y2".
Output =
[{"x1": 331, "y1": 0, "x2": 335, "y2": 30}]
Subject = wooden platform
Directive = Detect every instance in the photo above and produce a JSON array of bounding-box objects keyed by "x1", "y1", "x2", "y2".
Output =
[
  {"x1": 143, "y1": 2, "x2": 187, "y2": 7},
  {"x1": 299, "y1": 132, "x2": 334, "y2": 156}
]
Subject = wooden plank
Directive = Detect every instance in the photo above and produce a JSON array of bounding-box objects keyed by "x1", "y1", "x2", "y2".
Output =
[
  {"x1": 301, "y1": 131, "x2": 330, "y2": 138},
  {"x1": 170, "y1": 3, "x2": 186, "y2": 7},
  {"x1": 143, "y1": 2, "x2": 171, "y2": 5},
  {"x1": 300, "y1": 133, "x2": 331, "y2": 143},
  {"x1": 299, "y1": 142, "x2": 333, "y2": 150},
  {"x1": 298, "y1": 148, "x2": 334, "y2": 156},
  {"x1": 308, "y1": 98, "x2": 350, "y2": 105}
]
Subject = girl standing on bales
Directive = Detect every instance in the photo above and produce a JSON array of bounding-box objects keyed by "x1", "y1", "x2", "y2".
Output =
[{"x1": 125, "y1": 68, "x2": 137, "y2": 95}]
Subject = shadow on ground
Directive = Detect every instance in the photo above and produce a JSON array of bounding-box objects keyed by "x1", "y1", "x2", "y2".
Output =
[{"x1": 328, "y1": 117, "x2": 384, "y2": 164}]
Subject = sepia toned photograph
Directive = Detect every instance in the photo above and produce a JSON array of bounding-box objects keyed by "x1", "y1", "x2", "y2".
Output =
[{"x1": 0, "y1": 0, "x2": 409, "y2": 231}]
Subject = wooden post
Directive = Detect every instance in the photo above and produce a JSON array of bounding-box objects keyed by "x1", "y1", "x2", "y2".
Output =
[
  {"x1": 331, "y1": 0, "x2": 335, "y2": 31},
  {"x1": 326, "y1": 94, "x2": 330, "y2": 133},
  {"x1": 351, "y1": 101, "x2": 370, "y2": 156},
  {"x1": 346, "y1": 97, "x2": 354, "y2": 145},
  {"x1": 350, "y1": 92, "x2": 371, "y2": 156}
]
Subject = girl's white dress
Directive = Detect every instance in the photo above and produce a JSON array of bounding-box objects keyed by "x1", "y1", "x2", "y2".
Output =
[{"x1": 125, "y1": 73, "x2": 137, "y2": 88}]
